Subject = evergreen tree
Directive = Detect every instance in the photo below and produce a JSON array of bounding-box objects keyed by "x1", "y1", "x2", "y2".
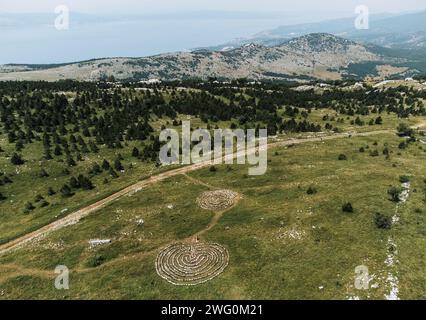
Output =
[
  {"x1": 60, "y1": 184, "x2": 74, "y2": 197},
  {"x1": 78, "y1": 174, "x2": 94, "y2": 190},
  {"x1": 102, "y1": 159, "x2": 111, "y2": 170},
  {"x1": 109, "y1": 168, "x2": 119, "y2": 178},
  {"x1": 69, "y1": 177, "x2": 80, "y2": 189},
  {"x1": 114, "y1": 158, "x2": 124, "y2": 171},
  {"x1": 66, "y1": 155, "x2": 76, "y2": 167},
  {"x1": 11, "y1": 153, "x2": 24, "y2": 165},
  {"x1": 132, "y1": 147, "x2": 140, "y2": 157},
  {"x1": 39, "y1": 169, "x2": 49, "y2": 178}
]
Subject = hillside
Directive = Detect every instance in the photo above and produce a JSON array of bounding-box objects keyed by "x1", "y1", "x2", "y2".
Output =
[
  {"x1": 0, "y1": 79, "x2": 426, "y2": 299},
  {"x1": 201, "y1": 11, "x2": 426, "y2": 51},
  {"x1": 0, "y1": 33, "x2": 405, "y2": 82}
]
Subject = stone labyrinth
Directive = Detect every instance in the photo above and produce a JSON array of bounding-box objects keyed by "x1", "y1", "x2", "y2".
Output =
[
  {"x1": 155, "y1": 242, "x2": 229, "y2": 285},
  {"x1": 196, "y1": 189, "x2": 239, "y2": 211}
]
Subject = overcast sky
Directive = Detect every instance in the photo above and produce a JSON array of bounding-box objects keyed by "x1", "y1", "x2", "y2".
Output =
[
  {"x1": 1, "y1": 0, "x2": 425, "y2": 15},
  {"x1": 0, "y1": 1, "x2": 425, "y2": 64}
]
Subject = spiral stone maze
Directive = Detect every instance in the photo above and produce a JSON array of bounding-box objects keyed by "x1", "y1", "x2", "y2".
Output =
[
  {"x1": 196, "y1": 189, "x2": 239, "y2": 211},
  {"x1": 155, "y1": 242, "x2": 230, "y2": 285},
  {"x1": 155, "y1": 189, "x2": 240, "y2": 285}
]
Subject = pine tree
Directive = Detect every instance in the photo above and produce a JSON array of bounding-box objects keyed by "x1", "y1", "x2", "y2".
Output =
[
  {"x1": 54, "y1": 145, "x2": 63, "y2": 156},
  {"x1": 11, "y1": 153, "x2": 24, "y2": 165},
  {"x1": 109, "y1": 168, "x2": 119, "y2": 178},
  {"x1": 101, "y1": 159, "x2": 111, "y2": 170},
  {"x1": 66, "y1": 155, "x2": 76, "y2": 167},
  {"x1": 39, "y1": 169, "x2": 49, "y2": 178},
  {"x1": 78, "y1": 175, "x2": 94, "y2": 190},
  {"x1": 132, "y1": 147, "x2": 140, "y2": 157},
  {"x1": 60, "y1": 184, "x2": 74, "y2": 197},
  {"x1": 114, "y1": 158, "x2": 124, "y2": 171},
  {"x1": 69, "y1": 177, "x2": 80, "y2": 189},
  {"x1": 24, "y1": 202, "x2": 35, "y2": 213}
]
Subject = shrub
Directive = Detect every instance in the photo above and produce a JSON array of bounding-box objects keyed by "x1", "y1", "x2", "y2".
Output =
[
  {"x1": 398, "y1": 142, "x2": 407, "y2": 149},
  {"x1": 89, "y1": 163, "x2": 102, "y2": 175},
  {"x1": 374, "y1": 212, "x2": 392, "y2": 229},
  {"x1": 23, "y1": 202, "x2": 35, "y2": 213},
  {"x1": 109, "y1": 168, "x2": 119, "y2": 178},
  {"x1": 39, "y1": 169, "x2": 49, "y2": 178},
  {"x1": 2, "y1": 176, "x2": 12, "y2": 184},
  {"x1": 369, "y1": 150, "x2": 379, "y2": 157},
  {"x1": 388, "y1": 186, "x2": 402, "y2": 202},
  {"x1": 40, "y1": 200, "x2": 50, "y2": 208},
  {"x1": 399, "y1": 175, "x2": 410, "y2": 183},
  {"x1": 60, "y1": 184, "x2": 74, "y2": 197},
  {"x1": 209, "y1": 166, "x2": 217, "y2": 172},
  {"x1": 338, "y1": 154, "x2": 347, "y2": 161},
  {"x1": 342, "y1": 202, "x2": 354, "y2": 213},
  {"x1": 375, "y1": 116, "x2": 383, "y2": 125},
  {"x1": 87, "y1": 255, "x2": 105, "y2": 268},
  {"x1": 11, "y1": 153, "x2": 24, "y2": 165},
  {"x1": 307, "y1": 186, "x2": 318, "y2": 195},
  {"x1": 34, "y1": 194, "x2": 44, "y2": 202},
  {"x1": 397, "y1": 123, "x2": 414, "y2": 137}
]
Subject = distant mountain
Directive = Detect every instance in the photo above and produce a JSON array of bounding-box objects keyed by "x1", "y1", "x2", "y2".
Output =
[
  {"x1": 0, "y1": 33, "x2": 420, "y2": 82},
  {"x1": 199, "y1": 11, "x2": 426, "y2": 51}
]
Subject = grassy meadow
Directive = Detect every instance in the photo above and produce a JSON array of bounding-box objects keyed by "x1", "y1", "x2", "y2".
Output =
[{"x1": 1, "y1": 129, "x2": 425, "y2": 299}]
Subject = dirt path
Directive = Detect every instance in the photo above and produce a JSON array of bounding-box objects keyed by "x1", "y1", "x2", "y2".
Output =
[
  {"x1": 182, "y1": 174, "x2": 214, "y2": 189},
  {"x1": 0, "y1": 263, "x2": 53, "y2": 284},
  {"x1": 0, "y1": 129, "x2": 392, "y2": 256}
]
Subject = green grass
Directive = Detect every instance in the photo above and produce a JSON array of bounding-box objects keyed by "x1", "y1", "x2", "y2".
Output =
[{"x1": 1, "y1": 131, "x2": 425, "y2": 299}]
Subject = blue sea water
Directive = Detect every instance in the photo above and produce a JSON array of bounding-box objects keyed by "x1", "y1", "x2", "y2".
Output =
[{"x1": 0, "y1": 13, "x2": 291, "y2": 64}]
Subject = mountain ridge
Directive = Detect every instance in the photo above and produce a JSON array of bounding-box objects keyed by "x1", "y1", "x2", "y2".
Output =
[{"x1": 0, "y1": 33, "x2": 418, "y2": 82}]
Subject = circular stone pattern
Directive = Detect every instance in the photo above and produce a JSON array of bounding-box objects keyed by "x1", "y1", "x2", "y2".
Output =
[
  {"x1": 196, "y1": 189, "x2": 239, "y2": 211},
  {"x1": 155, "y1": 242, "x2": 229, "y2": 285}
]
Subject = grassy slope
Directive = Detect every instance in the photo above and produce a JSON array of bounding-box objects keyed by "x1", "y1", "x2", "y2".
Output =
[
  {"x1": 1, "y1": 104, "x2": 411, "y2": 243},
  {"x1": 1, "y1": 131, "x2": 425, "y2": 299}
]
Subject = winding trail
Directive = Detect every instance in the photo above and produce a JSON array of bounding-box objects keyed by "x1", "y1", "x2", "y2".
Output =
[{"x1": 0, "y1": 129, "x2": 392, "y2": 256}]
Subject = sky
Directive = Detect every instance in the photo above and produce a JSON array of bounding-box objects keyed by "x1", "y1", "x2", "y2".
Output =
[
  {"x1": 1, "y1": 0, "x2": 425, "y2": 14},
  {"x1": 0, "y1": 1, "x2": 425, "y2": 64}
]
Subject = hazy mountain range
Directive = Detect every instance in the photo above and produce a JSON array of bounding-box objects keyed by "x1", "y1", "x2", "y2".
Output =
[
  {"x1": 200, "y1": 10, "x2": 426, "y2": 51},
  {"x1": 0, "y1": 10, "x2": 425, "y2": 82}
]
